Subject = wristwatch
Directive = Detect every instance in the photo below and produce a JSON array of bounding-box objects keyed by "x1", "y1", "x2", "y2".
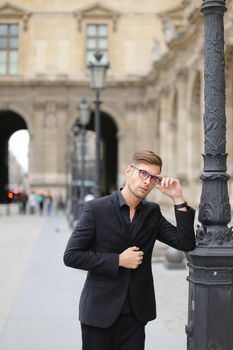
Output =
[{"x1": 174, "y1": 201, "x2": 188, "y2": 209}]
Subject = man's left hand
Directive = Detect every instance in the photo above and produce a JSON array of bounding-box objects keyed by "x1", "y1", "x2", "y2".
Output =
[{"x1": 155, "y1": 176, "x2": 184, "y2": 204}]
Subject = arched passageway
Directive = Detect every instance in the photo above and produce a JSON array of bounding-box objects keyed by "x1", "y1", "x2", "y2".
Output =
[
  {"x1": 87, "y1": 110, "x2": 118, "y2": 195},
  {"x1": 0, "y1": 110, "x2": 27, "y2": 203},
  {"x1": 70, "y1": 110, "x2": 118, "y2": 197}
]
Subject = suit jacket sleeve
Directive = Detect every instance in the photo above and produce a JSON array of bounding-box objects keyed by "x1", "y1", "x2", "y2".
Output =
[
  {"x1": 156, "y1": 206, "x2": 196, "y2": 251},
  {"x1": 63, "y1": 202, "x2": 119, "y2": 278}
]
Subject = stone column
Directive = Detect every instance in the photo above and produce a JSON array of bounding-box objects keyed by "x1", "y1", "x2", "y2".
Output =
[
  {"x1": 136, "y1": 99, "x2": 157, "y2": 151},
  {"x1": 29, "y1": 100, "x2": 68, "y2": 195},
  {"x1": 159, "y1": 88, "x2": 172, "y2": 175},
  {"x1": 176, "y1": 68, "x2": 189, "y2": 180},
  {"x1": 117, "y1": 102, "x2": 138, "y2": 188}
]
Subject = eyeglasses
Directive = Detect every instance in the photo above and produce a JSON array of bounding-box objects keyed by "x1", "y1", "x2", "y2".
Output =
[{"x1": 131, "y1": 164, "x2": 161, "y2": 185}]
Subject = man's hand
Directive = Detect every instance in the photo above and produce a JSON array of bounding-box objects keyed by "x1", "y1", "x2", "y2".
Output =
[
  {"x1": 119, "y1": 246, "x2": 144, "y2": 269},
  {"x1": 155, "y1": 176, "x2": 187, "y2": 211},
  {"x1": 155, "y1": 177, "x2": 184, "y2": 202}
]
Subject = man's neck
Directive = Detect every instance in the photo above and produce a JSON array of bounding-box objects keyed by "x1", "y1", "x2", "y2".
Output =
[{"x1": 120, "y1": 186, "x2": 141, "y2": 209}]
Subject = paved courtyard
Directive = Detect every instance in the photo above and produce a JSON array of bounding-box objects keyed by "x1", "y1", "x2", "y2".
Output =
[{"x1": 0, "y1": 204, "x2": 190, "y2": 350}]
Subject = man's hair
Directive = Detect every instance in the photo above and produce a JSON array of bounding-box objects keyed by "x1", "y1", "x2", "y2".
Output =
[{"x1": 130, "y1": 150, "x2": 162, "y2": 169}]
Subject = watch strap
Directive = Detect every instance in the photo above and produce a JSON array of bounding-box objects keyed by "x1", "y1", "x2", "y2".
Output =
[{"x1": 174, "y1": 201, "x2": 188, "y2": 209}]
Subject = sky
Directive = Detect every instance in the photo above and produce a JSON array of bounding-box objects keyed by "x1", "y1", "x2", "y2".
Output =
[{"x1": 8, "y1": 130, "x2": 29, "y2": 172}]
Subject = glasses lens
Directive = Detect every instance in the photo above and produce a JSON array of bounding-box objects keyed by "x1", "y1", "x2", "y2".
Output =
[
  {"x1": 151, "y1": 176, "x2": 160, "y2": 185},
  {"x1": 139, "y1": 169, "x2": 149, "y2": 180}
]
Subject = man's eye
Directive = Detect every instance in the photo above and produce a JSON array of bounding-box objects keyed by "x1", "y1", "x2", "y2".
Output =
[
  {"x1": 140, "y1": 170, "x2": 148, "y2": 177},
  {"x1": 151, "y1": 176, "x2": 160, "y2": 184}
]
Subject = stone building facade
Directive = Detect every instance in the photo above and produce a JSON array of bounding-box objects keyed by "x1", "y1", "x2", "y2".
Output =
[
  {"x1": 8, "y1": 151, "x2": 26, "y2": 190},
  {"x1": 0, "y1": 0, "x2": 233, "y2": 208}
]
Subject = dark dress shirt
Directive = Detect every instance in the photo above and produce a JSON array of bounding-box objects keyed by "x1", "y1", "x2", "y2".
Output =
[{"x1": 117, "y1": 190, "x2": 143, "y2": 314}]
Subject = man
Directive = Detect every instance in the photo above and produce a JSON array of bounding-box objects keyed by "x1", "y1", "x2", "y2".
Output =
[{"x1": 63, "y1": 150, "x2": 196, "y2": 350}]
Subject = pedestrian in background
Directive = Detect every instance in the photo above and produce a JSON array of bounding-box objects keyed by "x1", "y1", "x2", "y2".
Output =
[
  {"x1": 37, "y1": 193, "x2": 44, "y2": 215},
  {"x1": 46, "y1": 193, "x2": 53, "y2": 216},
  {"x1": 64, "y1": 150, "x2": 196, "y2": 350},
  {"x1": 56, "y1": 193, "x2": 65, "y2": 215},
  {"x1": 28, "y1": 192, "x2": 36, "y2": 215},
  {"x1": 19, "y1": 192, "x2": 28, "y2": 214}
]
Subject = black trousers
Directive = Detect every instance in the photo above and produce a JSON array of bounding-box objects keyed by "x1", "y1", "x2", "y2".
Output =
[{"x1": 81, "y1": 313, "x2": 145, "y2": 350}]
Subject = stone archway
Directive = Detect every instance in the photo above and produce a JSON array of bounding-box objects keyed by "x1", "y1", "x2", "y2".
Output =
[{"x1": 0, "y1": 110, "x2": 27, "y2": 203}]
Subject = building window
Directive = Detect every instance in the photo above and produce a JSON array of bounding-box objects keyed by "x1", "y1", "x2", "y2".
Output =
[
  {"x1": 0, "y1": 24, "x2": 19, "y2": 75},
  {"x1": 86, "y1": 24, "x2": 108, "y2": 63}
]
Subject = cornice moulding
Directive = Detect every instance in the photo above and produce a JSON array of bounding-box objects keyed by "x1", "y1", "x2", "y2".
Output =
[
  {"x1": 0, "y1": 77, "x2": 145, "y2": 90},
  {"x1": 73, "y1": 2, "x2": 121, "y2": 32},
  {"x1": 0, "y1": 2, "x2": 32, "y2": 30}
]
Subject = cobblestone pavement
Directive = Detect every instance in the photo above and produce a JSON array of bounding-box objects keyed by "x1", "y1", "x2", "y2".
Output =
[{"x1": 0, "y1": 207, "x2": 189, "y2": 350}]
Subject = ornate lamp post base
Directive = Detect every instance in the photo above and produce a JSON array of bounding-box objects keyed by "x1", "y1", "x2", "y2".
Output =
[{"x1": 186, "y1": 246, "x2": 233, "y2": 349}]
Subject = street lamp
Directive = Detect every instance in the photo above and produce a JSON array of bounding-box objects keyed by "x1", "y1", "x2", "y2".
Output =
[
  {"x1": 87, "y1": 51, "x2": 110, "y2": 198},
  {"x1": 78, "y1": 98, "x2": 90, "y2": 212},
  {"x1": 186, "y1": 1, "x2": 233, "y2": 349},
  {"x1": 70, "y1": 120, "x2": 80, "y2": 224}
]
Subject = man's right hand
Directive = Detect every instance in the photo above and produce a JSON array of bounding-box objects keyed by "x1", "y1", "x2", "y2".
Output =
[{"x1": 119, "y1": 246, "x2": 144, "y2": 269}]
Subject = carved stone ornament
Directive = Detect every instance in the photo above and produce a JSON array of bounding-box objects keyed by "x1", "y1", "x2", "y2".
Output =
[
  {"x1": 159, "y1": 87, "x2": 169, "y2": 97},
  {"x1": 147, "y1": 98, "x2": 156, "y2": 110},
  {"x1": 125, "y1": 101, "x2": 138, "y2": 113},
  {"x1": 34, "y1": 101, "x2": 45, "y2": 111},
  {"x1": 151, "y1": 39, "x2": 161, "y2": 61},
  {"x1": 56, "y1": 102, "x2": 68, "y2": 111},
  {"x1": 44, "y1": 102, "x2": 57, "y2": 129},
  {"x1": 177, "y1": 68, "x2": 188, "y2": 82},
  {"x1": 0, "y1": 2, "x2": 32, "y2": 31},
  {"x1": 158, "y1": 3, "x2": 185, "y2": 43},
  {"x1": 46, "y1": 101, "x2": 56, "y2": 113},
  {"x1": 73, "y1": 2, "x2": 120, "y2": 32},
  {"x1": 45, "y1": 113, "x2": 57, "y2": 129}
]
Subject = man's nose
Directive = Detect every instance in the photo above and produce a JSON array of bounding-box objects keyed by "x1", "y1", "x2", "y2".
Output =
[{"x1": 144, "y1": 177, "x2": 151, "y2": 185}]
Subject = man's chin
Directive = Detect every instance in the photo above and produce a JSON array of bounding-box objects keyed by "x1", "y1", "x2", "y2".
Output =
[
  {"x1": 128, "y1": 185, "x2": 149, "y2": 199},
  {"x1": 135, "y1": 190, "x2": 148, "y2": 199}
]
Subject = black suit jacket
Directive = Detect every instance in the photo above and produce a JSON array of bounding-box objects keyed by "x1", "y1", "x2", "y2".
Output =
[{"x1": 64, "y1": 192, "x2": 195, "y2": 328}]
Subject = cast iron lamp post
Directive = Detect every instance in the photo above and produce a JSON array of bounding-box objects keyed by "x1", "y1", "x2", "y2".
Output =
[
  {"x1": 87, "y1": 52, "x2": 109, "y2": 198},
  {"x1": 70, "y1": 120, "x2": 80, "y2": 223},
  {"x1": 186, "y1": 1, "x2": 233, "y2": 349},
  {"x1": 77, "y1": 98, "x2": 90, "y2": 213}
]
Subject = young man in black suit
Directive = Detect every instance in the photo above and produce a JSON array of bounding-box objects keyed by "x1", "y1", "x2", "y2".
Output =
[{"x1": 64, "y1": 150, "x2": 196, "y2": 350}]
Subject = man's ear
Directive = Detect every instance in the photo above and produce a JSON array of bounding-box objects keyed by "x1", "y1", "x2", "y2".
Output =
[{"x1": 125, "y1": 164, "x2": 131, "y2": 177}]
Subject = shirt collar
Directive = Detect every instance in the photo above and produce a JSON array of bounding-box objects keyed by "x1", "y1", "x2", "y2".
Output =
[{"x1": 117, "y1": 189, "x2": 126, "y2": 207}]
